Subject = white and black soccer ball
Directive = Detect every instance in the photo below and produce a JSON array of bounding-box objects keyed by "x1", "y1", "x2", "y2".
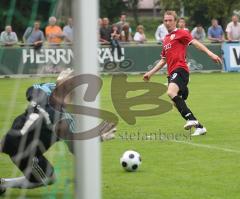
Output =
[{"x1": 120, "y1": 150, "x2": 142, "y2": 172}]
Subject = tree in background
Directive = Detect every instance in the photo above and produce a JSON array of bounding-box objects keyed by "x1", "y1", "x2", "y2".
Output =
[
  {"x1": 1, "y1": 0, "x2": 240, "y2": 41},
  {"x1": 185, "y1": 0, "x2": 240, "y2": 29},
  {"x1": 100, "y1": 0, "x2": 127, "y2": 22},
  {"x1": 55, "y1": 0, "x2": 72, "y2": 25},
  {"x1": 124, "y1": 0, "x2": 140, "y2": 25},
  {"x1": 0, "y1": 0, "x2": 58, "y2": 40},
  {"x1": 156, "y1": 0, "x2": 240, "y2": 29},
  {"x1": 156, "y1": 0, "x2": 182, "y2": 17}
]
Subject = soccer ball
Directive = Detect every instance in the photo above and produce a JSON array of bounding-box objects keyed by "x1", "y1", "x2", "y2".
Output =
[{"x1": 120, "y1": 150, "x2": 142, "y2": 172}]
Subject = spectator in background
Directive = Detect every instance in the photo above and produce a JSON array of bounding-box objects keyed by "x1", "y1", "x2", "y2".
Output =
[
  {"x1": 0, "y1": 25, "x2": 18, "y2": 46},
  {"x1": 155, "y1": 22, "x2": 168, "y2": 43},
  {"x1": 23, "y1": 20, "x2": 44, "y2": 48},
  {"x1": 134, "y1": 25, "x2": 147, "y2": 43},
  {"x1": 63, "y1": 18, "x2": 73, "y2": 43},
  {"x1": 120, "y1": 23, "x2": 132, "y2": 42},
  {"x1": 116, "y1": 14, "x2": 132, "y2": 34},
  {"x1": 98, "y1": 18, "x2": 103, "y2": 28},
  {"x1": 45, "y1": 16, "x2": 64, "y2": 44},
  {"x1": 178, "y1": 17, "x2": 189, "y2": 31},
  {"x1": 207, "y1": 19, "x2": 225, "y2": 42},
  {"x1": 98, "y1": 18, "x2": 103, "y2": 42},
  {"x1": 225, "y1": 15, "x2": 240, "y2": 41},
  {"x1": 110, "y1": 24, "x2": 122, "y2": 58},
  {"x1": 99, "y1": 17, "x2": 112, "y2": 44},
  {"x1": 191, "y1": 24, "x2": 206, "y2": 42}
]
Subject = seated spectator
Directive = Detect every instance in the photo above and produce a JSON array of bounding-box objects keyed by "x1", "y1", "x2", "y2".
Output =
[
  {"x1": 63, "y1": 18, "x2": 73, "y2": 43},
  {"x1": 0, "y1": 25, "x2": 18, "y2": 46},
  {"x1": 178, "y1": 17, "x2": 189, "y2": 31},
  {"x1": 120, "y1": 23, "x2": 132, "y2": 42},
  {"x1": 155, "y1": 23, "x2": 168, "y2": 43},
  {"x1": 207, "y1": 19, "x2": 225, "y2": 42},
  {"x1": 45, "y1": 16, "x2": 64, "y2": 44},
  {"x1": 134, "y1": 25, "x2": 147, "y2": 43},
  {"x1": 23, "y1": 20, "x2": 44, "y2": 48},
  {"x1": 191, "y1": 24, "x2": 206, "y2": 42},
  {"x1": 226, "y1": 14, "x2": 240, "y2": 41},
  {"x1": 116, "y1": 13, "x2": 132, "y2": 34},
  {"x1": 99, "y1": 17, "x2": 112, "y2": 44},
  {"x1": 110, "y1": 24, "x2": 122, "y2": 58}
]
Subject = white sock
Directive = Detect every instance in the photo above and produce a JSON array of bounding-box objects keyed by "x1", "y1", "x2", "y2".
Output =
[{"x1": 1, "y1": 176, "x2": 43, "y2": 189}]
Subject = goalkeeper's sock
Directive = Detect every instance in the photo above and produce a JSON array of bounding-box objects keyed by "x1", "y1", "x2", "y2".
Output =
[
  {"x1": 171, "y1": 95, "x2": 197, "y2": 121},
  {"x1": 0, "y1": 177, "x2": 43, "y2": 189}
]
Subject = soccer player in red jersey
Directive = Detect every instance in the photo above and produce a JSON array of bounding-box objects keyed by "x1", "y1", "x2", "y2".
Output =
[{"x1": 143, "y1": 10, "x2": 222, "y2": 136}]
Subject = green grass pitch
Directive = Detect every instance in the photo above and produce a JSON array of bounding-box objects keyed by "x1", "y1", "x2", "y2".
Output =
[{"x1": 0, "y1": 73, "x2": 240, "y2": 199}]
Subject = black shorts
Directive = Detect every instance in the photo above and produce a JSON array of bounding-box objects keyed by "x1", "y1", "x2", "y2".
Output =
[
  {"x1": 1, "y1": 112, "x2": 58, "y2": 157},
  {"x1": 0, "y1": 111, "x2": 59, "y2": 183},
  {"x1": 168, "y1": 68, "x2": 189, "y2": 100},
  {"x1": 1, "y1": 106, "x2": 73, "y2": 157}
]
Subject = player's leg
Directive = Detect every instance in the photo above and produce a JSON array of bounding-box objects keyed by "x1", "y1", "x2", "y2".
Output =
[
  {"x1": 0, "y1": 138, "x2": 8, "y2": 194},
  {"x1": 0, "y1": 177, "x2": 43, "y2": 190},
  {"x1": 1, "y1": 131, "x2": 56, "y2": 191},
  {"x1": 0, "y1": 155, "x2": 56, "y2": 190},
  {"x1": 167, "y1": 82, "x2": 198, "y2": 122},
  {"x1": 167, "y1": 71, "x2": 206, "y2": 135},
  {"x1": 167, "y1": 71, "x2": 203, "y2": 128},
  {"x1": 0, "y1": 117, "x2": 57, "y2": 194},
  {"x1": 181, "y1": 86, "x2": 189, "y2": 101}
]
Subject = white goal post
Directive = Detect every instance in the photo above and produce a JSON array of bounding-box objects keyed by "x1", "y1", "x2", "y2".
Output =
[{"x1": 73, "y1": 0, "x2": 101, "y2": 199}]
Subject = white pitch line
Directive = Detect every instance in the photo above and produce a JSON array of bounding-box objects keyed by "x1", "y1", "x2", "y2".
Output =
[
  {"x1": 115, "y1": 135, "x2": 240, "y2": 154},
  {"x1": 172, "y1": 140, "x2": 240, "y2": 154}
]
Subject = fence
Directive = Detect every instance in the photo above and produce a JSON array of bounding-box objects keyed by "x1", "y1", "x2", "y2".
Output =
[{"x1": 0, "y1": 43, "x2": 222, "y2": 75}]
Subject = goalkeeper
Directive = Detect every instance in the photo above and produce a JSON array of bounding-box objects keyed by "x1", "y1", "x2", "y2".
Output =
[{"x1": 0, "y1": 69, "x2": 116, "y2": 194}]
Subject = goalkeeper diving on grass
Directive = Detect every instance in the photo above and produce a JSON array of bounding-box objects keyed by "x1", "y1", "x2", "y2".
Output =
[{"x1": 0, "y1": 68, "x2": 116, "y2": 195}]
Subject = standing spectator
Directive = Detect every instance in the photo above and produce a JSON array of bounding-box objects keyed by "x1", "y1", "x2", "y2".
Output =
[
  {"x1": 110, "y1": 24, "x2": 122, "y2": 58},
  {"x1": 0, "y1": 25, "x2": 18, "y2": 46},
  {"x1": 116, "y1": 14, "x2": 132, "y2": 34},
  {"x1": 134, "y1": 25, "x2": 147, "y2": 43},
  {"x1": 178, "y1": 17, "x2": 189, "y2": 31},
  {"x1": 63, "y1": 18, "x2": 73, "y2": 43},
  {"x1": 191, "y1": 24, "x2": 206, "y2": 42},
  {"x1": 98, "y1": 18, "x2": 103, "y2": 42},
  {"x1": 225, "y1": 15, "x2": 240, "y2": 41},
  {"x1": 155, "y1": 23, "x2": 168, "y2": 43},
  {"x1": 99, "y1": 17, "x2": 112, "y2": 44},
  {"x1": 98, "y1": 18, "x2": 103, "y2": 28},
  {"x1": 207, "y1": 19, "x2": 225, "y2": 42},
  {"x1": 120, "y1": 23, "x2": 132, "y2": 42},
  {"x1": 45, "y1": 16, "x2": 64, "y2": 44},
  {"x1": 23, "y1": 20, "x2": 44, "y2": 47}
]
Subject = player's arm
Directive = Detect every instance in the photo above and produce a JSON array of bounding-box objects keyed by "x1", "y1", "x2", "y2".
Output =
[
  {"x1": 143, "y1": 58, "x2": 166, "y2": 81},
  {"x1": 191, "y1": 39, "x2": 222, "y2": 64}
]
